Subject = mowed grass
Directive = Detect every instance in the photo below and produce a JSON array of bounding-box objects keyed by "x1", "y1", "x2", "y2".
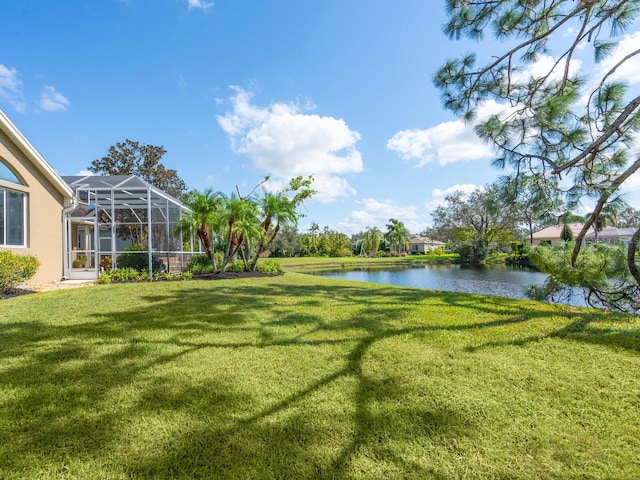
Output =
[{"x1": 1, "y1": 272, "x2": 639, "y2": 479}]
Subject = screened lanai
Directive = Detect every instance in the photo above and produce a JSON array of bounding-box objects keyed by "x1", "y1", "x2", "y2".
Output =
[{"x1": 62, "y1": 175, "x2": 196, "y2": 280}]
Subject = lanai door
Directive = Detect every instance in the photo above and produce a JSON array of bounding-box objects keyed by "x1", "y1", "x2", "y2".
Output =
[{"x1": 65, "y1": 206, "x2": 98, "y2": 280}]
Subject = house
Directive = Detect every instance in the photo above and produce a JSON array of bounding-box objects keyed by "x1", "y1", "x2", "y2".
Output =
[
  {"x1": 409, "y1": 234, "x2": 445, "y2": 254},
  {"x1": 532, "y1": 223, "x2": 639, "y2": 248},
  {"x1": 0, "y1": 109, "x2": 194, "y2": 284},
  {"x1": 1, "y1": 108, "x2": 74, "y2": 284},
  {"x1": 585, "y1": 227, "x2": 637, "y2": 247},
  {"x1": 531, "y1": 223, "x2": 584, "y2": 246}
]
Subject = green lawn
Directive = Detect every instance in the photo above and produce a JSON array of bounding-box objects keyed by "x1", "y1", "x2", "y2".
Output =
[{"x1": 1, "y1": 272, "x2": 639, "y2": 479}]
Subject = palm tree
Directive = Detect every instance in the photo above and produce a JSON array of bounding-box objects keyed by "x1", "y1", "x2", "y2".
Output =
[
  {"x1": 385, "y1": 218, "x2": 410, "y2": 254},
  {"x1": 175, "y1": 189, "x2": 223, "y2": 271},
  {"x1": 249, "y1": 191, "x2": 298, "y2": 270},
  {"x1": 362, "y1": 226, "x2": 384, "y2": 257},
  {"x1": 219, "y1": 192, "x2": 262, "y2": 271},
  {"x1": 587, "y1": 200, "x2": 623, "y2": 243}
]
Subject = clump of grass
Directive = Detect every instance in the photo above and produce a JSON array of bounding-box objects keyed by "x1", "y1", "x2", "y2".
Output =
[{"x1": 1, "y1": 273, "x2": 639, "y2": 479}]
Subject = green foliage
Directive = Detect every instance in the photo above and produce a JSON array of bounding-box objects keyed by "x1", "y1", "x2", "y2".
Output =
[
  {"x1": 457, "y1": 239, "x2": 488, "y2": 263},
  {"x1": 72, "y1": 255, "x2": 87, "y2": 268},
  {"x1": 506, "y1": 243, "x2": 532, "y2": 268},
  {"x1": 161, "y1": 271, "x2": 193, "y2": 281},
  {"x1": 560, "y1": 223, "x2": 574, "y2": 242},
  {"x1": 529, "y1": 242, "x2": 639, "y2": 313},
  {"x1": 98, "y1": 268, "x2": 192, "y2": 284},
  {"x1": 269, "y1": 225, "x2": 304, "y2": 257},
  {"x1": 255, "y1": 259, "x2": 283, "y2": 275},
  {"x1": 426, "y1": 184, "x2": 518, "y2": 254},
  {"x1": 187, "y1": 253, "x2": 223, "y2": 274},
  {"x1": 436, "y1": 0, "x2": 640, "y2": 300},
  {"x1": 116, "y1": 245, "x2": 162, "y2": 273},
  {"x1": 385, "y1": 218, "x2": 411, "y2": 254},
  {"x1": 177, "y1": 189, "x2": 224, "y2": 271},
  {"x1": 89, "y1": 139, "x2": 187, "y2": 199},
  {"x1": 98, "y1": 268, "x2": 150, "y2": 284},
  {"x1": 0, "y1": 250, "x2": 40, "y2": 293},
  {"x1": 300, "y1": 225, "x2": 352, "y2": 257},
  {"x1": 224, "y1": 261, "x2": 245, "y2": 273},
  {"x1": 361, "y1": 226, "x2": 385, "y2": 256}
]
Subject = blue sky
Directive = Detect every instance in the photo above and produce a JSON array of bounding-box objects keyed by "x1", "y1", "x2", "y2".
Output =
[{"x1": 2, "y1": 0, "x2": 639, "y2": 235}]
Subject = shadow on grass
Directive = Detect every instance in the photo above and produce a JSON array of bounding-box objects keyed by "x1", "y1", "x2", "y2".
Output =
[{"x1": 0, "y1": 277, "x2": 638, "y2": 478}]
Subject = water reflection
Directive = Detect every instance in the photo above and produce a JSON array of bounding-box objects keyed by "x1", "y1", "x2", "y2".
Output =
[{"x1": 307, "y1": 264, "x2": 586, "y2": 306}]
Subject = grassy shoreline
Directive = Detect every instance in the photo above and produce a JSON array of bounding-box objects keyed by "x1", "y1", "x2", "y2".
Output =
[
  {"x1": 275, "y1": 254, "x2": 460, "y2": 270},
  {"x1": 1, "y1": 272, "x2": 639, "y2": 479}
]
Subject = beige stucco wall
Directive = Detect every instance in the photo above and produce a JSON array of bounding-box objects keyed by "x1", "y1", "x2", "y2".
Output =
[{"x1": 0, "y1": 129, "x2": 66, "y2": 284}]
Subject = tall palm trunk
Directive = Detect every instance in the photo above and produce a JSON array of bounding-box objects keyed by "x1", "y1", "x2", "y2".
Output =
[
  {"x1": 197, "y1": 223, "x2": 217, "y2": 271},
  {"x1": 249, "y1": 217, "x2": 274, "y2": 271}
]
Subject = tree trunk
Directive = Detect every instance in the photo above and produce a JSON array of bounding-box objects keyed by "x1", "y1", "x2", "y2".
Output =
[
  {"x1": 628, "y1": 226, "x2": 640, "y2": 286},
  {"x1": 197, "y1": 224, "x2": 217, "y2": 271}
]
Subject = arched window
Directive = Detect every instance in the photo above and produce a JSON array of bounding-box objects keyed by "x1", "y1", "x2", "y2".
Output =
[
  {"x1": 0, "y1": 158, "x2": 23, "y2": 185},
  {"x1": 0, "y1": 159, "x2": 26, "y2": 246}
]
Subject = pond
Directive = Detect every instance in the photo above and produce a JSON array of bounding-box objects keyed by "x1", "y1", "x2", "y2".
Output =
[{"x1": 306, "y1": 264, "x2": 586, "y2": 306}]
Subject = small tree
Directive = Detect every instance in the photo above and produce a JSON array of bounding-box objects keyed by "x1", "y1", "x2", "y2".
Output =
[
  {"x1": 362, "y1": 226, "x2": 384, "y2": 257},
  {"x1": 560, "y1": 224, "x2": 574, "y2": 242}
]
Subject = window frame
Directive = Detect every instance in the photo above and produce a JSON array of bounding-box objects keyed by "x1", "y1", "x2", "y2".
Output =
[{"x1": 0, "y1": 186, "x2": 27, "y2": 248}]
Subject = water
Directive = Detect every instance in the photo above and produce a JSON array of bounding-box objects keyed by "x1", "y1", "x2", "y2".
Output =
[{"x1": 307, "y1": 264, "x2": 580, "y2": 303}]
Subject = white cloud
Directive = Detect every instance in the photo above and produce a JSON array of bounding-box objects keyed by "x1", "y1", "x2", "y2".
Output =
[
  {"x1": 512, "y1": 53, "x2": 582, "y2": 84},
  {"x1": 596, "y1": 31, "x2": 640, "y2": 86},
  {"x1": 336, "y1": 198, "x2": 424, "y2": 235},
  {"x1": 387, "y1": 120, "x2": 494, "y2": 167},
  {"x1": 387, "y1": 53, "x2": 584, "y2": 169},
  {"x1": 40, "y1": 85, "x2": 70, "y2": 112},
  {"x1": 74, "y1": 170, "x2": 94, "y2": 176},
  {"x1": 620, "y1": 167, "x2": 640, "y2": 206},
  {"x1": 425, "y1": 183, "x2": 482, "y2": 212},
  {"x1": 218, "y1": 87, "x2": 363, "y2": 202},
  {"x1": 0, "y1": 64, "x2": 27, "y2": 112},
  {"x1": 188, "y1": 0, "x2": 213, "y2": 12}
]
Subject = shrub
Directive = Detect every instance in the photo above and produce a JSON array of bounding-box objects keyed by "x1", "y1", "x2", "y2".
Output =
[
  {"x1": 116, "y1": 245, "x2": 161, "y2": 272},
  {"x1": 224, "y1": 261, "x2": 245, "y2": 273},
  {"x1": 98, "y1": 268, "x2": 193, "y2": 284},
  {"x1": 187, "y1": 253, "x2": 222, "y2": 273},
  {"x1": 72, "y1": 255, "x2": 87, "y2": 268},
  {"x1": 0, "y1": 250, "x2": 40, "y2": 293},
  {"x1": 99, "y1": 267, "x2": 149, "y2": 284},
  {"x1": 256, "y1": 260, "x2": 283, "y2": 275},
  {"x1": 161, "y1": 271, "x2": 193, "y2": 281}
]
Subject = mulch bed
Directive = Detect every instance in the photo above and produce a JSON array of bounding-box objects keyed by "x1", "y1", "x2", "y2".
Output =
[{"x1": 191, "y1": 271, "x2": 274, "y2": 281}]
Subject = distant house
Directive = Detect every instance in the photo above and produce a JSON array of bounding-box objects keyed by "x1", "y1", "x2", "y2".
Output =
[
  {"x1": 585, "y1": 227, "x2": 637, "y2": 247},
  {"x1": 531, "y1": 223, "x2": 584, "y2": 246},
  {"x1": 0, "y1": 108, "x2": 195, "y2": 285},
  {"x1": 409, "y1": 235, "x2": 445, "y2": 254},
  {"x1": 532, "y1": 223, "x2": 638, "y2": 248}
]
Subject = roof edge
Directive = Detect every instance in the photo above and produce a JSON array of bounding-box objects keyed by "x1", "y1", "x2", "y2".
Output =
[{"x1": 0, "y1": 108, "x2": 74, "y2": 201}]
